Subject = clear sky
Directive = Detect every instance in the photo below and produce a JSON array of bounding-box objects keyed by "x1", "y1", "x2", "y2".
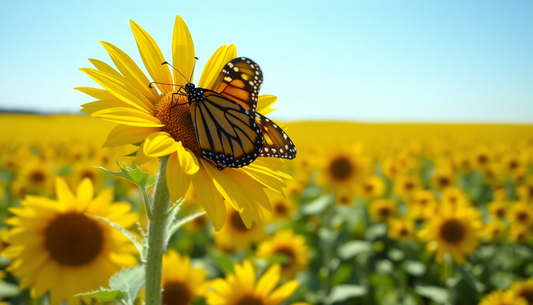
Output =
[{"x1": 0, "y1": 0, "x2": 532, "y2": 123}]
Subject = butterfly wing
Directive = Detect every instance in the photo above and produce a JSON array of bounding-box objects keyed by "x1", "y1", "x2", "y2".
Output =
[
  {"x1": 255, "y1": 113, "x2": 297, "y2": 159},
  {"x1": 190, "y1": 89, "x2": 264, "y2": 169},
  {"x1": 211, "y1": 57, "x2": 263, "y2": 114}
]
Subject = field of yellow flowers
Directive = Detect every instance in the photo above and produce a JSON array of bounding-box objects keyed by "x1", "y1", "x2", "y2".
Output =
[{"x1": 1, "y1": 114, "x2": 533, "y2": 305}]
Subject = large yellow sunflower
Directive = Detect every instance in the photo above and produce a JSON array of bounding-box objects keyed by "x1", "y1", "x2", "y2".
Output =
[
  {"x1": 206, "y1": 260, "x2": 299, "y2": 305},
  {"x1": 160, "y1": 250, "x2": 207, "y2": 305},
  {"x1": 214, "y1": 204, "x2": 266, "y2": 250},
  {"x1": 509, "y1": 279, "x2": 533, "y2": 305},
  {"x1": 417, "y1": 204, "x2": 482, "y2": 264},
  {"x1": 256, "y1": 230, "x2": 310, "y2": 279},
  {"x1": 2, "y1": 178, "x2": 138, "y2": 305},
  {"x1": 77, "y1": 15, "x2": 290, "y2": 230}
]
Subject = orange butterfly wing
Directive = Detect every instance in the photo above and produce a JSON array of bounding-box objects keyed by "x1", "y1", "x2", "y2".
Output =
[{"x1": 255, "y1": 113, "x2": 296, "y2": 159}]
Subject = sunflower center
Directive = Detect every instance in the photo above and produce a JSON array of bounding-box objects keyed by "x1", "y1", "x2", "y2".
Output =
[
  {"x1": 477, "y1": 154, "x2": 488, "y2": 164},
  {"x1": 29, "y1": 170, "x2": 46, "y2": 184},
  {"x1": 162, "y1": 280, "x2": 192, "y2": 305},
  {"x1": 44, "y1": 212, "x2": 103, "y2": 266},
  {"x1": 230, "y1": 210, "x2": 250, "y2": 232},
  {"x1": 274, "y1": 246, "x2": 296, "y2": 269},
  {"x1": 518, "y1": 289, "x2": 533, "y2": 304},
  {"x1": 273, "y1": 201, "x2": 288, "y2": 216},
  {"x1": 516, "y1": 211, "x2": 529, "y2": 222},
  {"x1": 329, "y1": 157, "x2": 353, "y2": 181},
  {"x1": 80, "y1": 169, "x2": 96, "y2": 182},
  {"x1": 404, "y1": 181, "x2": 415, "y2": 191},
  {"x1": 364, "y1": 183, "x2": 374, "y2": 193},
  {"x1": 438, "y1": 176, "x2": 450, "y2": 188},
  {"x1": 419, "y1": 199, "x2": 428, "y2": 206},
  {"x1": 378, "y1": 206, "x2": 392, "y2": 218},
  {"x1": 338, "y1": 195, "x2": 350, "y2": 205},
  {"x1": 235, "y1": 295, "x2": 265, "y2": 305},
  {"x1": 399, "y1": 228, "x2": 409, "y2": 237},
  {"x1": 495, "y1": 207, "x2": 505, "y2": 218},
  {"x1": 440, "y1": 219, "x2": 466, "y2": 244},
  {"x1": 154, "y1": 92, "x2": 201, "y2": 155}
]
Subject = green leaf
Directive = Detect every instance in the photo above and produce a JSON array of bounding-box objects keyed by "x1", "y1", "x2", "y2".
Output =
[
  {"x1": 87, "y1": 214, "x2": 145, "y2": 261},
  {"x1": 99, "y1": 160, "x2": 155, "y2": 188},
  {"x1": 78, "y1": 289, "x2": 126, "y2": 301},
  {"x1": 455, "y1": 264, "x2": 480, "y2": 291},
  {"x1": 403, "y1": 260, "x2": 426, "y2": 276},
  {"x1": 338, "y1": 241, "x2": 372, "y2": 260},
  {"x1": 301, "y1": 194, "x2": 330, "y2": 215},
  {"x1": 414, "y1": 285, "x2": 448, "y2": 304},
  {"x1": 326, "y1": 284, "x2": 367, "y2": 303},
  {"x1": 109, "y1": 266, "x2": 145, "y2": 305},
  {"x1": 213, "y1": 255, "x2": 235, "y2": 275},
  {"x1": 0, "y1": 281, "x2": 18, "y2": 298}
]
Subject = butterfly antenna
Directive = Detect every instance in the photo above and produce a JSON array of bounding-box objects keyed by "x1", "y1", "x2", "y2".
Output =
[
  {"x1": 148, "y1": 81, "x2": 181, "y2": 89},
  {"x1": 162, "y1": 61, "x2": 190, "y2": 83},
  {"x1": 189, "y1": 57, "x2": 198, "y2": 82}
]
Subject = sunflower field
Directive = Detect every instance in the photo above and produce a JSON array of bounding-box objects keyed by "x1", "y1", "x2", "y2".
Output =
[{"x1": 1, "y1": 113, "x2": 533, "y2": 305}]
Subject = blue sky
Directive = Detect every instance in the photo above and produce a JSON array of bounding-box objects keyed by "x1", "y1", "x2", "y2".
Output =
[{"x1": 0, "y1": 0, "x2": 532, "y2": 123}]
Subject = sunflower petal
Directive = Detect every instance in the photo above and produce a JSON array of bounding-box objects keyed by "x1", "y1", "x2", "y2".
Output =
[
  {"x1": 192, "y1": 161, "x2": 226, "y2": 231},
  {"x1": 167, "y1": 152, "x2": 192, "y2": 203},
  {"x1": 55, "y1": 177, "x2": 75, "y2": 204},
  {"x1": 198, "y1": 44, "x2": 237, "y2": 90},
  {"x1": 135, "y1": 142, "x2": 154, "y2": 166},
  {"x1": 80, "y1": 68, "x2": 154, "y2": 114},
  {"x1": 101, "y1": 41, "x2": 160, "y2": 102},
  {"x1": 176, "y1": 141, "x2": 199, "y2": 175},
  {"x1": 257, "y1": 95, "x2": 277, "y2": 115},
  {"x1": 88, "y1": 58, "x2": 123, "y2": 79},
  {"x1": 256, "y1": 264, "x2": 281, "y2": 295},
  {"x1": 172, "y1": 15, "x2": 195, "y2": 87},
  {"x1": 91, "y1": 107, "x2": 164, "y2": 127},
  {"x1": 143, "y1": 132, "x2": 178, "y2": 157},
  {"x1": 130, "y1": 20, "x2": 173, "y2": 94},
  {"x1": 103, "y1": 124, "x2": 161, "y2": 148},
  {"x1": 270, "y1": 280, "x2": 299, "y2": 303},
  {"x1": 76, "y1": 178, "x2": 94, "y2": 210}
]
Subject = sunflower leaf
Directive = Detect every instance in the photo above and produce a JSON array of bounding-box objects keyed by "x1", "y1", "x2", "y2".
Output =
[
  {"x1": 109, "y1": 265, "x2": 146, "y2": 305},
  {"x1": 166, "y1": 210, "x2": 206, "y2": 245},
  {"x1": 326, "y1": 284, "x2": 367, "y2": 303},
  {"x1": 77, "y1": 289, "x2": 126, "y2": 301},
  {"x1": 87, "y1": 214, "x2": 145, "y2": 261},
  {"x1": 97, "y1": 160, "x2": 155, "y2": 188}
]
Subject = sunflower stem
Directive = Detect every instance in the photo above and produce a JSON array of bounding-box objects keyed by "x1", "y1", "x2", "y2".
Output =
[{"x1": 145, "y1": 155, "x2": 171, "y2": 305}]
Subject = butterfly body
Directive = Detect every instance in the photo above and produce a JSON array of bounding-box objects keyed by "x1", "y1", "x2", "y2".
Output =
[{"x1": 178, "y1": 57, "x2": 296, "y2": 170}]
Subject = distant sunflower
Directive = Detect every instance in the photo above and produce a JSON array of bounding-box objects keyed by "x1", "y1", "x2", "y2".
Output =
[
  {"x1": 359, "y1": 176, "x2": 386, "y2": 200},
  {"x1": 488, "y1": 200, "x2": 508, "y2": 220},
  {"x1": 77, "y1": 15, "x2": 290, "y2": 230},
  {"x1": 508, "y1": 225, "x2": 531, "y2": 245},
  {"x1": 478, "y1": 289, "x2": 528, "y2": 305},
  {"x1": 315, "y1": 145, "x2": 371, "y2": 194},
  {"x1": 160, "y1": 250, "x2": 207, "y2": 305},
  {"x1": 369, "y1": 199, "x2": 398, "y2": 223},
  {"x1": 388, "y1": 218, "x2": 414, "y2": 241},
  {"x1": 2, "y1": 178, "x2": 137, "y2": 305},
  {"x1": 256, "y1": 230, "x2": 310, "y2": 279},
  {"x1": 407, "y1": 190, "x2": 437, "y2": 220},
  {"x1": 517, "y1": 179, "x2": 533, "y2": 203},
  {"x1": 483, "y1": 220, "x2": 507, "y2": 242},
  {"x1": 440, "y1": 186, "x2": 470, "y2": 207},
  {"x1": 417, "y1": 204, "x2": 482, "y2": 264},
  {"x1": 265, "y1": 190, "x2": 296, "y2": 222},
  {"x1": 14, "y1": 158, "x2": 54, "y2": 196},
  {"x1": 214, "y1": 204, "x2": 266, "y2": 249},
  {"x1": 206, "y1": 260, "x2": 299, "y2": 305},
  {"x1": 393, "y1": 175, "x2": 421, "y2": 202},
  {"x1": 510, "y1": 279, "x2": 533, "y2": 305},
  {"x1": 431, "y1": 167, "x2": 456, "y2": 190},
  {"x1": 508, "y1": 202, "x2": 533, "y2": 228}
]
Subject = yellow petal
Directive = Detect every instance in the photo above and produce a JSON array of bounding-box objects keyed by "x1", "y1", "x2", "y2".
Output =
[
  {"x1": 88, "y1": 58, "x2": 123, "y2": 79},
  {"x1": 135, "y1": 141, "x2": 154, "y2": 166},
  {"x1": 76, "y1": 178, "x2": 94, "y2": 210},
  {"x1": 103, "y1": 124, "x2": 161, "y2": 148},
  {"x1": 80, "y1": 100, "x2": 133, "y2": 114},
  {"x1": 256, "y1": 264, "x2": 281, "y2": 295},
  {"x1": 75, "y1": 86, "x2": 118, "y2": 100},
  {"x1": 192, "y1": 161, "x2": 226, "y2": 231},
  {"x1": 101, "y1": 41, "x2": 161, "y2": 102},
  {"x1": 176, "y1": 141, "x2": 199, "y2": 175},
  {"x1": 270, "y1": 280, "x2": 299, "y2": 303},
  {"x1": 198, "y1": 44, "x2": 237, "y2": 90},
  {"x1": 257, "y1": 95, "x2": 277, "y2": 115},
  {"x1": 55, "y1": 177, "x2": 75, "y2": 204},
  {"x1": 172, "y1": 15, "x2": 195, "y2": 86},
  {"x1": 167, "y1": 152, "x2": 192, "y2": 203},
  {"x1": 143, "y1": 132, "x2": 178, "y2": 157},
  {"x1": 235, "y1": 260, "x2": 255, "y2": 292},
  {"x1": 80, "y1": 68, "x2": 154, "y2": 114},
  {"x1": 91, "y1": 107, "x2": 164, "y2": 127},
  {"x1": 130, "y1": 20, "x2": 173, "y2": 94}
]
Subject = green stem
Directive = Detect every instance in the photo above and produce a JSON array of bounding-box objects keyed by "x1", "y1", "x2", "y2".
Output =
[{"x1": 145, "y1": 156, "x2": 171, "y2": 305}]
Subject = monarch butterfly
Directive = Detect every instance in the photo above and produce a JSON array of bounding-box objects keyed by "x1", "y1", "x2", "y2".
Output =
[{"x1": 167, "y1": 57, "x2": 296, "y2": 170}]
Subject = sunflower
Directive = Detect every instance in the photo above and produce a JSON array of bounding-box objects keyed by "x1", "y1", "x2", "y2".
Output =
[
  {"x1": 509, "y1": 279, "x2": 533, "y2": 305},
  {"x1": 508, "y1": 202, "x2": 533, "y2": 228},
  {"x1": 517, "y1": 179, "x2": 533, "y2": 203},
  {"x1": 77, "y1": 15, "x2": 290, "y2": 230},
  {"x1": 417, "y1": 204, "x2": 482, "y2": 264},
  {"x1": 440, "y1": 186, "x2": 471, "y2": 208},
  {"x1": 214, "y1": 204, "x2": 266, "y2": 249},
  {"x1": 160, "y1": 250, "x2": 207, "y2": 305},
  {"x1": 388, "y1": 218, "x2": 414, "y2": 241},
  {"x1": 393, "y1": 175, "x2": 421, "y2": 202},
  {"x1": 315, "y1": 145, "x2": 371, "y2": 195},
  {"x1": 430, "y1": 167, "x2": 456, "y2": 190},
  {"x1": 265, "y1": 190, "x2": 296, "y2": 222},
  {"x1": 368, "y1": 199, "x2": 398, "y2": 223},
  {"x1": 407, "y1": 189, "x2": 437, "y2": 220},
  {"x1": 13, "y1": 157, "x2": 54, "y2": 197},
  {"x1": 2, "y1": 178, "x2": 138, "y2": 305},
  {"x1": 478, "y1": 290, "x2": 528, "y2": 305},
  {"x1": 488, "y1": 200, "x2": 509, "y2": 220},
  {"x1": 206, "y1": 260, "x2": 299, "y2": 305},
  {"x1": 359, "y1": 176, "x2": 386, "y2": 200},
  {"x1": 508, "y1": 224, "x2": 531, "y2": 245},
  {"x1": 483, "y1": 220, "x2": 507, "y2": 242},
  {"x1": 256, "y1": 230, "x2": 310, "y2": 279}
]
